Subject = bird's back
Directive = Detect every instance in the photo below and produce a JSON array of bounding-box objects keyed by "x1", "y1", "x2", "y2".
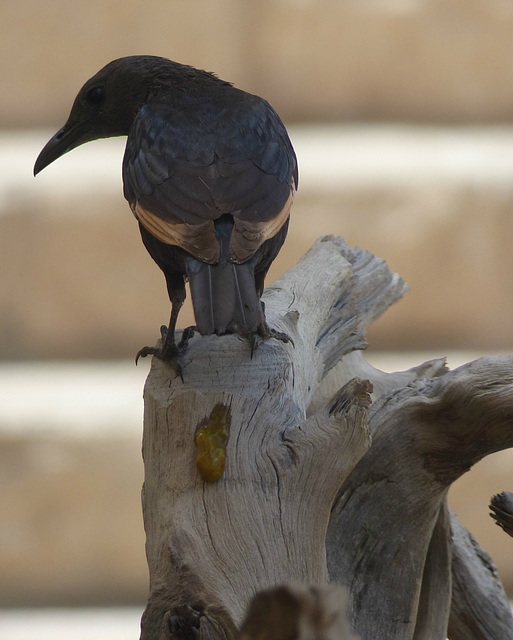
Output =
[{"x1": 122, "y1": 74, "x2": 297, "y2": 338}]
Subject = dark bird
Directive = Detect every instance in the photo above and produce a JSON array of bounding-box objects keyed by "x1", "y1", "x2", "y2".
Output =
[{"x1": 34, "y1": 55, "x2": 297, "y2": 363}]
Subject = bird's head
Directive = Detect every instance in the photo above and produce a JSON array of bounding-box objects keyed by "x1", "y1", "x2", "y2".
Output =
[{"x1": 34, "y1": 56, "x2": 175, "y2": 175}]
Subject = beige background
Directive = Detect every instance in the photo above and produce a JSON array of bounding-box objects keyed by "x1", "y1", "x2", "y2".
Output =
[{"x1": 4, "y1": 1, "x2": 513, "y2": 127}]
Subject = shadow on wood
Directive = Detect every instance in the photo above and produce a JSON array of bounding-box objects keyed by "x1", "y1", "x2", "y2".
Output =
[
  {"x1": 140, "y1": 236, "x2": 513, "y2": 640},
  {"x1": 238, "y1": 583, "x2": 359, "y2": 640}
]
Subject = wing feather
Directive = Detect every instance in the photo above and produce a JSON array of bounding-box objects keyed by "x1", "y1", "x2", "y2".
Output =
[{"x1": 122, "y1": 96, "x2": 297, "y2": 263}]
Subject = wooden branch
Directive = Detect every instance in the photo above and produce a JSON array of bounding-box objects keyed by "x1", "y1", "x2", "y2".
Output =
[
  {"x1": 326, "y1": 355, "x2": 513, "y2": 640},
  {"x1": 448, "y1": 511, "x2": 513, "y2": 640},
  {"x1": 140, "y1": 237, "x2": 402, "y2": 639},
  {"x1": 141, "y1": 375, "x2": 371, "y2": 638},
  {"x1": 490, "y1": 491, "x2": 513, "y2": 537},
  {"x1": 140, "y1": 236, "x2": 513, "y2": 640}
]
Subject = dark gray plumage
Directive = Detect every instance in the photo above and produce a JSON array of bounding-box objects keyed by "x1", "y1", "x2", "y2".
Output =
[{"x1": 34, "y1": 55, "x2": 298, "y2": 362}]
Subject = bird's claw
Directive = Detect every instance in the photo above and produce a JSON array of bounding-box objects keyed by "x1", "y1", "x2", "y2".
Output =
[
  {"x1": 135, "y1": 343, "x2": 184, "y2": 381},
  {"x1": 266, "y1": 327, "x2": 294, "y2": 346},
  {"x1": 250, "y1": 325, "x2": 294, "y2": 357},
  {"x1": 135, "y1": 345, "x2": 160, "y2": 365},
  {"x1": 135, "y1": 342, "x2": 179, "y2": 365},
  {"x1": 178, "y1": 325, "x2": 196, "y2": 349},
  {"x1": 135, "y1": 326, "x2": 196, "y2": 381},
  {"x1": 250, "y1": 334, "x2": 259, "y2": 359}
]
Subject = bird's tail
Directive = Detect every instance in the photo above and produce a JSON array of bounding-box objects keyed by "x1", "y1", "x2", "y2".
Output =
[{"x1": 185, "y1": 217, "x2": 265, "y2": 337}]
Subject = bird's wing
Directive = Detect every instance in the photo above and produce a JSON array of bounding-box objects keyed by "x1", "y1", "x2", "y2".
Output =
[{"x1": 122, "y1": 99, "x2": 297, "y2": 264}]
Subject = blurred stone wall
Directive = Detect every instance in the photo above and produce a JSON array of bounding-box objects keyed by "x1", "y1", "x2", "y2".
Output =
[
  {"x1": 3, "y1": 0, "x2": 513, "y2": 127},
  {"x1": 1, "y1": 431, "x2": 146, "y2": 606},
  {"x1": 5, "y1": 126, "x2": 513, "y2": 359}
]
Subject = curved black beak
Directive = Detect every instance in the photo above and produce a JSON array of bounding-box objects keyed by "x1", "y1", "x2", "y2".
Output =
[{"x1": 33, "y1": 119, "x2": 91, "y2": 176}]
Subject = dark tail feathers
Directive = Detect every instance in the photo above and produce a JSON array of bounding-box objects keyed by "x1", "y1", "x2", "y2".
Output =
[
  {"x1": 186, "y1": 258, "x2": 264, "y2": 336},
  {"x1": 185, "y1": 216, "x2": 265, "y2": 336}
]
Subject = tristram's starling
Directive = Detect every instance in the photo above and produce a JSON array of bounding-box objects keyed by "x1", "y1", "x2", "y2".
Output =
[{"x1": 34, "y1": 55, "x2": 297, "y2": 363}]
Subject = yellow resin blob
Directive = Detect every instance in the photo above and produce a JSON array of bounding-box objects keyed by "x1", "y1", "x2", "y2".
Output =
[{"x1": 195, "y1": 404, "x2": 230, "y2": 482}]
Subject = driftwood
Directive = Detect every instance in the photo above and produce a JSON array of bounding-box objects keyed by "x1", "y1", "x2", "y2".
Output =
[
  {"x1": 140, "y1": 236, "x2": 513, "y2": 640},
  {"x1": 490, "y1": 491, "x2": 513, "y2": 537},
  {"x1": 326, "y1": 355, "x2": 513, "y2": 640},
  {"x1": 448, "y1": 512, "x2": 513, "y2": 640}
]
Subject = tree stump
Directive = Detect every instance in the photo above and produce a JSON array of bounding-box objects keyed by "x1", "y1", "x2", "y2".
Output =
[{"x1": 140, "y1": 236, "x2": 513, "y2": 640}]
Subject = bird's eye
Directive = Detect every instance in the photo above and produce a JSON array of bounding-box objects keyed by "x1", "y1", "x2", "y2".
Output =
[{"x1": 86, "y1": 86, "x2": 105, "y2": 105}]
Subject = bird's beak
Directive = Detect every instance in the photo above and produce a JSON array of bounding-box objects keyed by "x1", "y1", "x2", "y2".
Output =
[{"x1": 33, "y1": 119, "x2": 92, "y2": 176}]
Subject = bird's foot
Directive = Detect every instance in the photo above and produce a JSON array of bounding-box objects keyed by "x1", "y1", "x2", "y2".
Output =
[
  {"x1": 178, "y1": 325, "x2": 196, "y2": 349},
  {"x1": 250, "y1": 324, "x2": 294, "y2": 357},
  {"x1": 259, "y1": 322, "x2": 294, "y2": 345},
  {"x1": 135, "y1": 325, "x2": 196, "y2": 380},
  {"x1": 135, "y1": 326, "x2": 176, "y2": 364}
]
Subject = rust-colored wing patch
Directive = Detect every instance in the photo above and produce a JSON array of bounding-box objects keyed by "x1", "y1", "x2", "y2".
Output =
[
  {"x1": 229, "y1": 190, "x2": 294, "y2": 263},
  {"x1": 133, "y1": 202, "x2": 219, "y2": 263}
]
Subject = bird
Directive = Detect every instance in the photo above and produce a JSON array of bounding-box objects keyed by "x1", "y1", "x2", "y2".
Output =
[{"x1": 34, "y1": 55, "x2": 297, "y2": 365}]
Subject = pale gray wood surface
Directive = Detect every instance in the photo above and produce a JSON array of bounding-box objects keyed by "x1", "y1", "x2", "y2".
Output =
[
  {"x1": 448, "y1": 511, "x2": 513, "y2": 640},
  {"x1": 327, "y1": 355, "x2": 513, "y2": 640}
]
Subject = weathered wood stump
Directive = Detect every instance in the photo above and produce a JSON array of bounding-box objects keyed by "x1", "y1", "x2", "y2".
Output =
[
  {"x1": 491, "y1": 492, "x2": 513, "y2": 537},
  {"x1": 140, "y1": 236, "x2": 513, "y2": 640}
]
